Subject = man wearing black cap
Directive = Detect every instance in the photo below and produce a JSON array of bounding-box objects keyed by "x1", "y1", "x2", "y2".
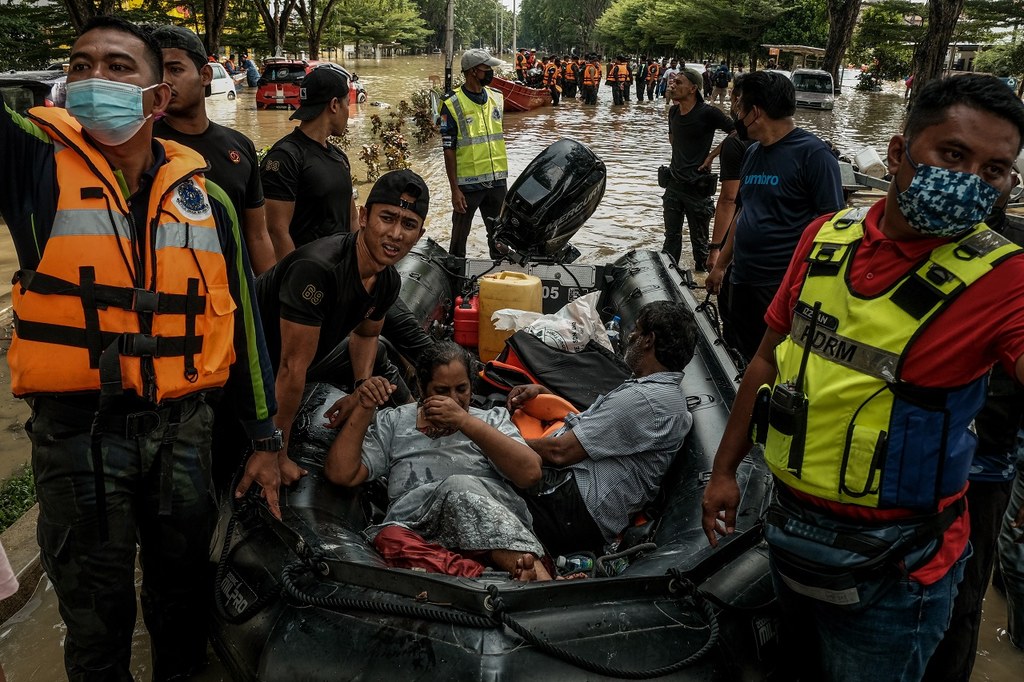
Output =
[
  {"x1": 152, "y1": 25, "x2": 277, "y2": 274},
  {"x1": 661, "y1": 68, "x2": 734, "y2": 271},
  {"x1": 254, "y1": 170, "x2": 430, "y2": 481},
  {"x1": 440, "y1": 48, "x2": 508, "y2": 258},
  {"x1": 260, "y1": 63, "x2": 356, "y2": 256}
]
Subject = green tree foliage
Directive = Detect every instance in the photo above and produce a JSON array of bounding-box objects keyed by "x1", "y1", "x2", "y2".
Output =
[
  {"x1": 0, "y1": 0, "x2": 76, "y2": 69},
  {"x1": 974, "y1": 41, "x2": 1024, "y2": 77},
  {"x1": 850, "y1": 0, "x2": 919, "y2": 80},
  {"x1": 521, "y1": 0, "x2": 611, "y2": 52},
  {"x1": 334, "y1": 0, "x2": 432, "y2": 52},
  {"x1": 762, "y1": 0, "x2": 828, "y2": 48}
]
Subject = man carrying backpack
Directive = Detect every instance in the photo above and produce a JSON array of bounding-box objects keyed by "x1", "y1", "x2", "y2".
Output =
[{"x1": 711, "y1": 63, "x2": 731, "y2": 104}]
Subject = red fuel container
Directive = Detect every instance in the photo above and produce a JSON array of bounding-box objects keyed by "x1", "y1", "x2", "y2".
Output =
[{"x1": 453, "y1": 295, "x2": 479, "y2": 348}]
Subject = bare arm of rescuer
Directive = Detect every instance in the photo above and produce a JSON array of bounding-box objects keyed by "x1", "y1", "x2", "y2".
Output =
[
  {"x1": 444, "y1": 148, "x2": 467, "y2": 213},
  {"x1": 706, "y1": 179, "x2": 741, "y2": 272},
  {"x1": 243, "y1": 206, "x2": 277, "y2": 274},
  {"x1": 272, "y1": 318, "x2": 320, "y2": 483},
  {"x1": 705, "y1": 208, "x2": 740, "y2": 295},
  {"x1": 701, "y1": 328, "x2": 783, "y2": 547},
  {"x1": 264, "y1": 198, "x2": 297, "y2": 260}
]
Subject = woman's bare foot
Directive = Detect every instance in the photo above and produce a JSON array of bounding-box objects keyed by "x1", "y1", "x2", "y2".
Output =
[
  {"x1": 513, "y1": 553, "x2": 553, "y2": 581},
  {"x1": 491, "y1": 550, "x2": 553, "y2": 581}
]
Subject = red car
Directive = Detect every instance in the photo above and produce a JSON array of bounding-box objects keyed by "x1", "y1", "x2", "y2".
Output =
[{"x1": 255, "y1": 58, "x2": 315, "y2": 110}]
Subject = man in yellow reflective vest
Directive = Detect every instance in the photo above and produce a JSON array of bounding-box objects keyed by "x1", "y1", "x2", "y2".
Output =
[
  {"x1": 702, "y1": 74, "x2": 1024, "y2": 681},
  {"x1": 440, "y1": 48, "x2": 508, "y2": 258},
  {"x1": 0, "y1": 15, "x2": 280, "y2": 681}
]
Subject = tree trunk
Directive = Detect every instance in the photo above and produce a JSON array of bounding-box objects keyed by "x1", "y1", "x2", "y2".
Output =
[
  {"x1": 61, "y1": 0, "x2": 117, "y2": 34},
  {"x1": 253, "y1": 0, "x2": 298, "y2": 57},
  {"x1": 823, "y1": 0, "x2": 862, "y2": 93},
  {"x1": 910, "y1": 0, "x2": 966, "y2": 102},
  {"x1": 202, "y1": 0, "x2": 230, "y2": 57}
]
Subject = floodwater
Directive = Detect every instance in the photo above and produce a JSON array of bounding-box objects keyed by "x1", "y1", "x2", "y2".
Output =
[{"x1": 0, "y1": 55, "x2": 1022, "y2": 680}]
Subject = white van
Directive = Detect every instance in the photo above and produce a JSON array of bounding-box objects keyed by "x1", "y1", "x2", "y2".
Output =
[{"x1": 791, "y1": 68, "x2": 834, "y2": 110}]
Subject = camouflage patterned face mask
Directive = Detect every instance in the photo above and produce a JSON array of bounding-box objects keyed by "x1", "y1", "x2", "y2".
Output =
[{"x1": 896, "y1": 146, "x2": 1001, "y2": 238}]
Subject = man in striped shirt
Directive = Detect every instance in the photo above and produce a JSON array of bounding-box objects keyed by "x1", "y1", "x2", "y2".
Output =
[{"x1": 508, "y1": 301, "x2": 696, "y2": 555}]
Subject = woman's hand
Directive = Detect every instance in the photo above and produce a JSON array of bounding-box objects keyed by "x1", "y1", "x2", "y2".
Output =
[
  {"x1": 323, "y1": 378, "x2": 394, "y2": 427},
  {"x1": 421, "y1": 395, "x2": 468, "y2": 432}
]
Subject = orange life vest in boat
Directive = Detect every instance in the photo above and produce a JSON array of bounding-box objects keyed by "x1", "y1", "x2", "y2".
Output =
[{"x1": 11, "y1": 107, "x2": 236, "y2": 403}]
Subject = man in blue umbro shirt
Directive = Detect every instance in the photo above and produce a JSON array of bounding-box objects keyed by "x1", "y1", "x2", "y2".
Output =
[{"x1": 705, "y1": 70, "x2": 843, "y2": 360}]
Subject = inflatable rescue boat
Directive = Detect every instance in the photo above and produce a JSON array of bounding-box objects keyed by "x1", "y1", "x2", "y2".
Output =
[{"x1": 210, "y1": 140, "x2": 780, "y2": 680}]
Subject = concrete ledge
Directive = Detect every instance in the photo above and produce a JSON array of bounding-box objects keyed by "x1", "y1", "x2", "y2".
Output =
[{"x1": 0, "y1": 504, "x2": 42, "y2": 624}]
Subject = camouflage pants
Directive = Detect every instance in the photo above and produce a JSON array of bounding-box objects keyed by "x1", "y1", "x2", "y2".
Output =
[{"x1": 29, "y1": 395, "x2": 216, "y2": 682}]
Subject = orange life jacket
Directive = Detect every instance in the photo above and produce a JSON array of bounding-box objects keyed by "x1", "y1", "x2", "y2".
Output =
[
  {"x1": 543, "y1": 64, "x2": 561, "y2": 86},
  {"x1": 11, "y1": 107, "x2": 237, "y2": 402},
  {"x1": 515, "y1": 53, "x2": 526, "y2": 69},
  {"x1": 647, "y1": 63, "x2": 660, "y2": 82},
  {"x1": 564, "y1": 63, "x2": 577, "y2": 82},
  {"x1": 583, "y1": 64, "x2": 600, "y2": 86}
]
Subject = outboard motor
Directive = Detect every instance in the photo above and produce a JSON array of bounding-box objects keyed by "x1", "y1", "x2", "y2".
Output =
[{"x1": 492, "y1": 138, "x2": 606, "y2": 264}]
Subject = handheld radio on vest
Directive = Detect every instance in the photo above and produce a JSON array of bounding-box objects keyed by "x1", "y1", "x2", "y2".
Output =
[{"x1": 769, "y1": 301, "x2": 822, "y2": 477}]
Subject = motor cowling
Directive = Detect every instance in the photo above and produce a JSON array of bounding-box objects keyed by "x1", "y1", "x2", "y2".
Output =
[{"x1": 492, "y1": 138, "x2": 606, "y2": 264}]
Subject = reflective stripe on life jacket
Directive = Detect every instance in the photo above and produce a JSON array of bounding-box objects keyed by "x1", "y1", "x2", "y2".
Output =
[
  {"x1": 444, "y1": 87, "x2": 508, "y2": 185},
  {"x1": 11, "y1": 107, "x2": 237, "y2": 403},
  {"x1": 764, "y1": 208, "x2": 1022, "y2": 510}
]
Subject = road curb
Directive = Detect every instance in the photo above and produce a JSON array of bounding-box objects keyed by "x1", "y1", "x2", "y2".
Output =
[{"x1": 0, "y1": 504, "x2": 41, "y2": 624}]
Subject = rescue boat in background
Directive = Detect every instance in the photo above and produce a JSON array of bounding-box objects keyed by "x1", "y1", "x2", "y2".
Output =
[{"x1": 490, "y1": 75, "x2": 551, "y2": 112}]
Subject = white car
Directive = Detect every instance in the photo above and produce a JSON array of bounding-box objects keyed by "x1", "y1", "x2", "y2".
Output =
[{"x1": 208, "y1": 62, "x2": 236, "y2": 100}]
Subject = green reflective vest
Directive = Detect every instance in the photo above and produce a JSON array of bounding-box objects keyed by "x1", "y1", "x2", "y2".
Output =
[
  {"x1": 765, "y1": 208, "x2": 1021, "y2": 510},
  {"x1": 446, "y1": 87, "x2": 508, "y2": 186}
]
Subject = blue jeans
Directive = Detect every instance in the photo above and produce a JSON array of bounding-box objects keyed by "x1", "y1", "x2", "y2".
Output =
[
  {"x1": 770, "y1": 548, "x2": 969, "y2": 682},
  {"x1": 998, "y1": 468, "x2": 1024, "y2": 649}
]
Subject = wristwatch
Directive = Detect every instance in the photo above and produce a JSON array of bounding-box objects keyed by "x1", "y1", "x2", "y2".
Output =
[{"x1": 252, "y1": 428, "x2": 284, "y2": 452}]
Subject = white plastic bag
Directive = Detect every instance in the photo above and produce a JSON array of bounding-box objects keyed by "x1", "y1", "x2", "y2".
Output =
[{"x1": 491, "y1": 291, "x2": 612, "y2": 353}]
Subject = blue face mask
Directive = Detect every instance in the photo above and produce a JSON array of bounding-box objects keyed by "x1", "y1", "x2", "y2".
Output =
[
  {"x1": 66, "y1": 78, "x2": 158, "y2": 146},
  {"x1": 896, "y1": 145, "x2": 1002, "y2": 238}
]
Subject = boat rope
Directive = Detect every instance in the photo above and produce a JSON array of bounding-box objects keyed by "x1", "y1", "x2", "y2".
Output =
[
  {"x1": 279, "y1": 558, "x2": 499, "y2": 629},
  {"x1": 594, "y1": 542, "x2": 658, "y2": 577},
  {"x1": 213, "y1": 499, "x2": 282, "y2": 624},
  {"x1": 487, "y1": 581, "x2": 720, "y2": 679}
]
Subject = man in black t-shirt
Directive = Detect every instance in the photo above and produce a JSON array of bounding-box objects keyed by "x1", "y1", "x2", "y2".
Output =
[
  {"x1": 261, "y1": 64, "x2": 357, "y2": 256},
  {"x1": 663, "y1": 68, "x2": 734, "y2": 270},
  {"x1": 255, "y1": 170, "x2": 429, "y2": 480},
  {"x1": 152, "y1": 25, "x2": 277, "y2": 274}
]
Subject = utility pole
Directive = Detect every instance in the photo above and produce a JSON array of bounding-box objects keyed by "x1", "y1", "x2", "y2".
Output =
[
  {"x1": 444, "y1": 0, "x2": 455, "y2": 94},
  {"x1": 512, "y1": 0, "x2": 517, "y2": 55}
]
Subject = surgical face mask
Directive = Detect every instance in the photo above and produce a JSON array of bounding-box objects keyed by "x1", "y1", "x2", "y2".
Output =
[
  {"x1": 477, "y1": 68, "x2": 494, "y2": 86},
  {"x1": 66, "y1": 78, "x2": 159, "y2": 146},
  {"x1": 896, "y1": 145, "x2": 1002, "y2": 238},
  {"x1": 731, "y1": 108, "x2": 756, "y2": 141}
]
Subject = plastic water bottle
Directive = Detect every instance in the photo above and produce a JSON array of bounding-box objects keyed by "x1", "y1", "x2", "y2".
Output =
[
  {"x1": 556, "y1": 553, "x2": 595, "y2": 574},
  {"x1": 605, "y1": 315, "x2": 622, "y2": 354}
]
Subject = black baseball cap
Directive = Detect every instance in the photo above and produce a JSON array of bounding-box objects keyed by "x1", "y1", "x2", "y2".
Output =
[
  {"x1": 290, "y1": 64, "x2": 350, "y2": 121},
  {"x1": 365, "y1": 169, "x2": 430, "y2": 221},
  {"x1": 151, "y1": 25, "x2": 207, "y2": 69}
]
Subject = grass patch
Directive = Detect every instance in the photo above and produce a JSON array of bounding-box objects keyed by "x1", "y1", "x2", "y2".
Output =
[{"x1": 0, "y1": 465, "x2": 35, "y2": 533}]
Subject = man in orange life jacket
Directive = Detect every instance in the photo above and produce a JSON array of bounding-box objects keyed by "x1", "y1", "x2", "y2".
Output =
[
  {"x1": 0, "y1": 15, "x2": 279, "y2": 681},
  {"x1": 563, "y1": 54, "x2": 579, "y2": 99},
  {"x1": 515, "y1": 48, "x2": 528, "y2": 82},
  {"x1": 581, "y1": 54, "x2": 601, "y2": 105},
  {"x1": 544, "y1": 57, "x2": 562, "y2": 106},
  {"x1": 607, "y1": 55, "x2": 628, "y2": 105}
]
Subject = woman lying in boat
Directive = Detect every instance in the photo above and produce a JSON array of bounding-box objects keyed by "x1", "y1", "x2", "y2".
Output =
[{"x1": 324, "y1": 341, "x2": 553, "y2": 581}]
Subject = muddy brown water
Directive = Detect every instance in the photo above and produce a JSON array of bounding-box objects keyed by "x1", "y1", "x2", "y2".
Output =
[{"x1": 0, "y1": 56, "x2": 1021, "y2": 679}]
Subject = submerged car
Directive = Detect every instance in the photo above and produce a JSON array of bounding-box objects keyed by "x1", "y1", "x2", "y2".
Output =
[
  {"x1": 791, "y1": 68, "x2": 835, "y2": 110},
  {"x1": 255, "y1": 58, "x2": 313, "y2": 110},
  {"x1": 0, "y1": 69, "x2": 66, "y2": 113},
  {"x1": 208, "y1": 61, "x2": 237, "y2": 100}
]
